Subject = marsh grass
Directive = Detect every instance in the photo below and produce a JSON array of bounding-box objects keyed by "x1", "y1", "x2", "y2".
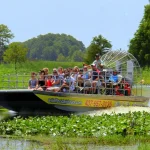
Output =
[
  {"x1": 26, "y1": 135, "x2": 150, "y2": 150},
  {"x1": 1, "y1": 134, "x2": 150, "y2": 149},
  {"x1": 0, "y1": 61, "x2": 82, "y2": 89},
  {"x1": 141, "y1": 67, "x2": 150, "y2": 85}
]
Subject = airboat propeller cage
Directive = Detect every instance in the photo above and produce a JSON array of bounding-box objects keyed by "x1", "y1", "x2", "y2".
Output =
[{"x1": 101, "y1": 50, "x2": 141, "y2": 83}]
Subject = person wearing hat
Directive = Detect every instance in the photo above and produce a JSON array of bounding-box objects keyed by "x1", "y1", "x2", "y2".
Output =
[{"x1": 92, "y1": 53, "x2": 103, "y2": 71}]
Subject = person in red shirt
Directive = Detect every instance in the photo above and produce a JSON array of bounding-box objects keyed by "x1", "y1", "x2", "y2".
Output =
[{"x1": 45, "y1": 74, "x2": 54, "y2": 90}]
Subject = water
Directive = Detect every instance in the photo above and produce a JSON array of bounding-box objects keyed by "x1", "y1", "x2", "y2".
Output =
[
  {"x1": 0, "y1": 110, "x2": 16, "y2": 120},
  {"x1": 68, "y1": 144, "x2": 139, "y2": 150},
  {"x1": 0, "y1": 138, "x2": 43, "y2": 150}
]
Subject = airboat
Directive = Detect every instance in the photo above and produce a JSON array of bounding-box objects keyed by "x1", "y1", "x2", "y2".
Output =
[
  {"x1": 0, "y1": 50, "x2": 149, "y2": 114},
  {"x1": 33, "y1": 50, "x2": 149, "y2": 112}
]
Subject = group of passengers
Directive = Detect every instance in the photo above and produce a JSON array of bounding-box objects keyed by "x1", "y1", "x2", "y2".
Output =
[{"x1": 28, "y1": 54, "x2": 130, "y2": 95}]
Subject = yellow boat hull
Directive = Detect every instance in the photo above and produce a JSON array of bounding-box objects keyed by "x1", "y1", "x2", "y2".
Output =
[{"x1": 34, "y1": 91, "x2": 149, "y2": 111}]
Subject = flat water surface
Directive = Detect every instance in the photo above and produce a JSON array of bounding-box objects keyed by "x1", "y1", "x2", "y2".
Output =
[{"x1": 0, "y1": 138, "x2": 43, "y2": 150}]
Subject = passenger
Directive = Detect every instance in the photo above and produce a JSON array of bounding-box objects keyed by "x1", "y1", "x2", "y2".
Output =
[
  {"x1": 67, "y1": 67, "x2": 73, "y2": 74},
  {"x1": 58, "y1": 67, "x2": 64, "y2": 85},
  {"x1": 36, "y1": 70, "x2": 46, "y2": 91},
  {"x1": 56, "y1": 71, "x2": 75, "y2": 92},
  {"x1": 119, "y1": 78, "x2": 131, "y2": 96},
  {"x1": 71, "y1": 66, "x2": 79, "y2": 81},
  {"x1": 74, "y1": 66, "x2": 79, "y2": 72},
  {"x1": 43, "y1": 68, "x2": 49, "y2": 79},
  {"x1": 108, "y1": 70, "x2": 122, "y2": 95},
  {"x1": 77, "y1": 69, "x2": 84, "y2": 87},
  {"x1": 28, "y1": 72, "x2": 38, "y2": 90},
  {"x1": 78, "y1": 67, "x2": 91, "y2": 87},
  {"x1": 45, "y1": 74, "x2": 54, "y2": 90},
  {"x1": 109, "y1": 70, "x2": 119, "y2": 85},
  {"x1": 83, "y1": 66, "x2": 91, "y2": 80},
  {"x1": 92, "y1": 53, "x2": 103, "y2": 71},
  {"x1": 91, "y1": 64, "x2": 103, "y2": 94},
  {"x1": 51, "y1": 69, "x2": 61, "y2": 87},
  {"x1": 43, "y1": 68, "x2": 49, "y2": 75}
]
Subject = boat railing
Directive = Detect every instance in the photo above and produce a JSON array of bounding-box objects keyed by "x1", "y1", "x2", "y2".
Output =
[
  {"x1": 0, "y1": 71, "x2": 142, "y2": 96},
  {"x1": 1, "y1": 74, "x2": 30, "y2": 89}
]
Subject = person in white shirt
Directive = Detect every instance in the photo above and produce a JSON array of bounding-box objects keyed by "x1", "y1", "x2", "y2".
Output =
[{"x1": 92, "y1": 53, "x2": 103, "y2": 71}]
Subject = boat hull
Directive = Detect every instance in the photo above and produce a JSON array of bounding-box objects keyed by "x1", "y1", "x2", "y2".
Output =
[
  {"x1": 0, "y1": 89, "x2": 71, "y2": 115},
  {"x1": 34, "y1": 91, "x2": 149, "y2": 112}
]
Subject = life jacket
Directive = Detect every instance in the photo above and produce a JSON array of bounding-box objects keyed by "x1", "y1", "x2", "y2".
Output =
[{"x1": 121, "y1": 81, "x2": 131, "y2": 96}]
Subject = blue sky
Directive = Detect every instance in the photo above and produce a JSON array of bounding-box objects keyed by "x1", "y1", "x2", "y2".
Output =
[{"x1": 0, "y1": 0, "x2": 149, "y2": 50}]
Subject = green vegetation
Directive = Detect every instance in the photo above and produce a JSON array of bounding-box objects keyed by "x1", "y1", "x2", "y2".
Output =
[
  {"x1": 3, "y1": 42, "x2": 28, "y2": 73},
  {"x1": 0, "y1": 112, "x2": 150, "y2": 149},
  {"x1": 0, "y1": 112, "x2": 150, "y2": 137},
  {"x1": 129, "y1": 4, "x2": 150, "y2": 67},
  {"x1": 84, "y1": 35, "x2": 112, "y2": 64},
  {"x1": 23, "y1": 33, "x2": 85, "y2": 62},
  {"x1": 142, "y1": 67, "x2": 150, "y2": 84},
  {"x1": 0, "y1": 24, "x2": 14, "y2": 62}
]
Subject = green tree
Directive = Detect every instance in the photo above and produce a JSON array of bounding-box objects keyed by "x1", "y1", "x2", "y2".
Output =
[
  {"x1": 72, "y1": 50, "x2": 84, "y2": 62},
  {"x1": 84, "y1": 35, "x2": 112, "y2": 64},
  {"x1": 0, "y1": 24, "x2": 14, "y2": 62},
  {"x1": 128, "y1": 4, "x2": 150, "y2": 67},
  {"x1": 24, "y1": 33, "x2": 85, "y2": 61},
  {"x1": 57, "y1": 53, "x2": 66, "y2": 62},
  {"x1": 3, "y1": 42, "x2": 28, "y2": 73}
]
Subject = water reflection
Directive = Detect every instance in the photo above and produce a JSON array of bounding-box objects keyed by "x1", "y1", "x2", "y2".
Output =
[{"x1": 0, "y1": 138, "x2": 43, "y2": 150}]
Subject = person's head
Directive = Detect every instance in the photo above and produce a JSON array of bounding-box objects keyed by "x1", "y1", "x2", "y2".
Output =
[
  {"x1": 68, "y1": 67, "x2": 73, "y2": 72},
  {"x1": 39, "y1": 70, "x2": 45, "y2": 78},
  {"x1": 64, "y1": 71, "x2": 70, "y2": 77},
  {"x1": 58, "y1": 67, "x2": 63, "y2": 73},
  {"x1": 79, "y1": 69, "x2": 83, "y2": 74},
  {"x1": 91, "y1": 64, "x2": 97, "y2": 71},
  {"x1": 47, "y1": 74, "x2": 53, "y2": 79},
  {"x1": 52, "y1": 68, "x2": 58, "y2": 75},
  {"x1": 43, "y1": 68, "x2": 49, "y2": 75},
  {"x1": 31, "y1": 72, "x2": 36, "y2": 78},
  {"x1": 113, "y1": 70, "x2": 118, "y2": 75},
  {"x1": 73, "y1": 66, "x2": 79, "y2": 73},
  {"x1": 95, "y1": 53, "x2": 100, "y2": 60},
  {"x1": 83, "y1": 66, "x2": 88, "y2": 72}
]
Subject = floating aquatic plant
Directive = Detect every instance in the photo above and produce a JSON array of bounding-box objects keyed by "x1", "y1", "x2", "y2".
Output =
[{"x1": 0, "y1": 111, "x2": 150, "y2": 137}]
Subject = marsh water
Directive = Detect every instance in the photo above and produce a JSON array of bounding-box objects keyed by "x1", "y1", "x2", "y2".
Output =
[
  {"x1": 0, "y1": 138, "x2": 44, "y2": 150},
  {"x1": 0, "y1": 86, "x2": 150, "y2": 150}
]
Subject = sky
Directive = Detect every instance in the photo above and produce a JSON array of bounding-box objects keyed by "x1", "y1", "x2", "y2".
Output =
[{"x1": 0, "y1": 0, "x2": 149, "y2": 50}]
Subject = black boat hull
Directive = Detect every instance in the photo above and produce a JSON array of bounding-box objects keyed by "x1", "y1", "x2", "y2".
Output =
[{"x1": 0, "y1": 89, "x2": 71, "y2": 115}]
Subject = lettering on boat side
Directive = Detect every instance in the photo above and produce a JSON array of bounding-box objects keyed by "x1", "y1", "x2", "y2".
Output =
[
  {"x1": 48, "y1": 98, "x2": 82, "y2": 105},
  {"x1": 85, "y1": 100, "x2": 112, "y2": 107}
]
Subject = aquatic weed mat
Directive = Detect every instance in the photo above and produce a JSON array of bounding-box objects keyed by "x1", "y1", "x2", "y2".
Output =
[{"x1": 0, "y1": 111, "x2": 150, "y2": 138}]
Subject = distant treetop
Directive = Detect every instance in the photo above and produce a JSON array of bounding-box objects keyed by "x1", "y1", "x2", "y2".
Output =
[{"x1": 23, "y1": 33, "x2": 86, "y2": 62}]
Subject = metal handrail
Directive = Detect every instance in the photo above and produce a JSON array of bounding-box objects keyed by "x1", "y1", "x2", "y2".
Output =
[{"x1": 0, "y1": 71, "x2": 141, "y2": 96}]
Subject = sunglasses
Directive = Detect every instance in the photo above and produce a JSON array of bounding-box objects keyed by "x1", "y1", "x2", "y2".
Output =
[{"x1": 53, "y1": 72, "x2": 57, "y2": 73}]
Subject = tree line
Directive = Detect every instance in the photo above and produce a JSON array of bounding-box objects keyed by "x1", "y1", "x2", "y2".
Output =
[{"x1": 0, "y1": 4, "x2": 150, "y2": 70}]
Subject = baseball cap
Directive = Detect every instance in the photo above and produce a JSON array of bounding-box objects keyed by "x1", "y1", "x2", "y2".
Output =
[{"x1": 91, "y1": 63, "x2": 96, "y2": 67}]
